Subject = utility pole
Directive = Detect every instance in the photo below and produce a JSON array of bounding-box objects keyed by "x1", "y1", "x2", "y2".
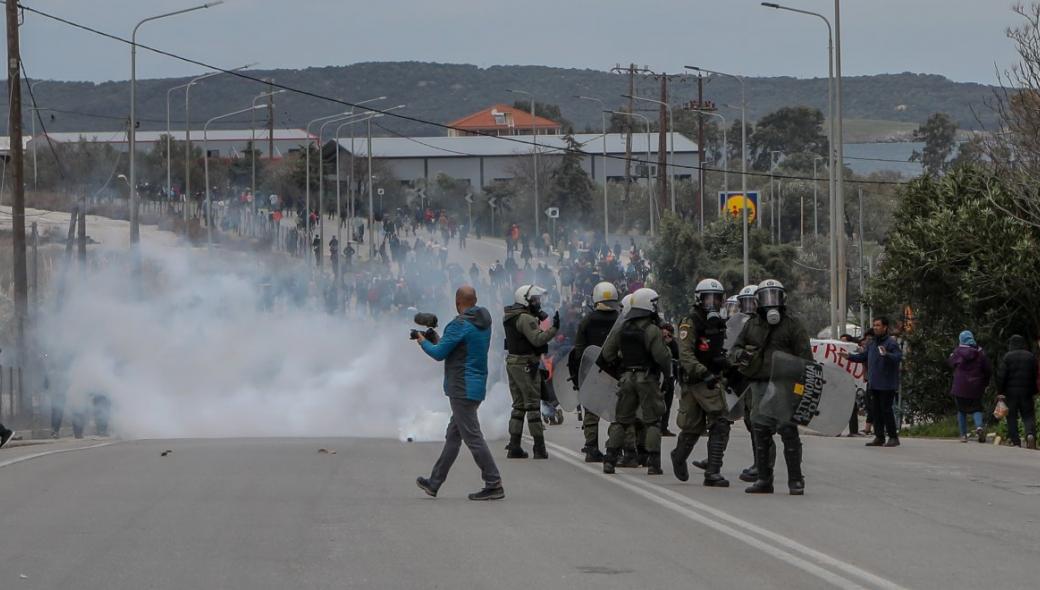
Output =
[
  {"x1": 611, "y1": 64, "x2": 639, "y2": 206},
  {"x1": 656, "y1": 75, "x2": 668, "y2": 214},
  {"x1": 697, "y1": 74, "x2": 705, "y2": 228},
  {"x1": 267, "y1": 79, "x2": 275, "y2": 164},
  {"x1": 7, "y1": 0, "x2": 28, "y2": 364},
  {"x1": 78, "y1": 191, "x2": 87, "y2": 264}
]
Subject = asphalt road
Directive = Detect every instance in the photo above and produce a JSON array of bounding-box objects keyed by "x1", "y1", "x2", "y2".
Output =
[{"x1": 2, "y1": 422, "x2": 1038, "y2": 590}]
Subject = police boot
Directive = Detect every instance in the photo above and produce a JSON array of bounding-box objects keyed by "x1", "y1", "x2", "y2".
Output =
[
  {"x1": 703, "y1": 424, "x2": 731, "y2": 488},
  {"x1": 506, "y1": 435, "x2": 528, "y2": 459},
  {"x1": 636, "y1": 445, "x2": 649, "y2": 467},
  {"x1": 739, "y1": 427, "x2": 760, "y2": 482},
  {"x1": 603, "y1": 448, "x2": 619, "y2": 474},
  {"x1": 745, "y1": 426, "x2": 775, "y2": 494},
  {"x1": 647, "y1": 452, "x2": 663, "y2": 475},
  {"x1": 670, "y1": 434, "x2": 697, "y2": 482},
  {"x1": 532, "y1": 439, "x2": 549, "y2": 460},
  {"x1": 692, "y1": 458, "x2": 708, "y2": 470},
  {"x1": 583, "y1": 447, "x2": 605, "y2": 463},
  {"x1": 783, "y1": 439, "x2": 805, "y2": 496},
  {"x1": 617, "y1": 447, "x2": 640, "y2": 468}
]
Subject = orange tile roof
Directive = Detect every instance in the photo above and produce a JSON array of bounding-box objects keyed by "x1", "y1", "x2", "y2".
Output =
[{"x1": 448, "y1": 103, "x2": 560, "y2": 130}]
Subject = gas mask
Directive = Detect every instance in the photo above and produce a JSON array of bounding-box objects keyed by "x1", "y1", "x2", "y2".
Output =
[{"x1": 765, "y1": 308, "x2": 782, "y2": 326}]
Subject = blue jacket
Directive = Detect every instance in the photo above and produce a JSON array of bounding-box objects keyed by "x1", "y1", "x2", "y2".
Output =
[
  {"x1": 420, "y1": 306, "x2": 492, "y2": 401},
  {"x1": 848, "y1": 333, "x2": 903, "y2": 391}
]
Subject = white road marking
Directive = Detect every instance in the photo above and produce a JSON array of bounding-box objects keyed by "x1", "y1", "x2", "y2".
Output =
[
  {"x1": 0, "y1": 441, "x2": 118, "y2": 470},
  {"x1": 543, "y1": 440, "x2": 908, "y2": 590}
]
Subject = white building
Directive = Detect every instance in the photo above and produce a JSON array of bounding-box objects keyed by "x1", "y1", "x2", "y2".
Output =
[
  {"x1": 21, "y1": 129, "x2": 313, "y2": 159},
  {"x1": 333, "y1": 133, "x2": 699, "y2": 193}
]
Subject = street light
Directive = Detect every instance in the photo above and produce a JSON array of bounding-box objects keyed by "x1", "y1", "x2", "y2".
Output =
[
  {"x1": 770, "y1": 150, "x2": 784, "y2": 243},
  {"x1": 509, "y1": 89, "x2": 540, "y2": 236},
  {"x1": 607, "y1": 110, "x2": 655, "y2": 236},
  {"x1": 685, "y1": 65, "x2": 749, "y2": 285},
  {"x1": 184, "y1": 64, "x2": 255, "y2": 227},
  {"x1": 203, "y1": 103, "x2": 268, "y2": 248},
  {"x1": 335, "y1": 114, "x2": 382, "y2": 247},
  {"x1": 624, "y1": 93, "x2": 676, "y2": 216},
  {"x1": 29, "y1": 80, "x2": 48, "y2": 191},
  {"x1": 761, "y1": 0, "x2": 842, "y2": 339},
  {"x1": 689, "y1": 109, "x2": 728, "y2": 215},
  {"x1": 576, "y1": 95, "x2": 610, "y2": 239},
  {"x1": 813, "y1": 155, "x2": 824, "y2": 238},
  {"x1": 129, "y1": 1, "x2": 224, "y2": 247}
]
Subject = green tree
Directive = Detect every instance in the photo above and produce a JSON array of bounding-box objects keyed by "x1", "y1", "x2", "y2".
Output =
[
  {"x1": 547, "y1": 133, "x2": 594, "y2": 223},
  {"x1": 869, "y1": 166, "x2": 1040, "y2": 420},
  {"x1": 909, "y1": 113, "x2": 958, "y2": 176},
  {"x1": 748, "y1": 106, "x2": 828, "y2": 170}
]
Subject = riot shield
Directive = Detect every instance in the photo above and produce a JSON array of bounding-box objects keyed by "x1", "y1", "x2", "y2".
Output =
[
  {"x1": 724, "y1": 314, "x2": 749, "y2": 352},
  {"x1": 724, "y1": 385, "x2": 748, "y2": 422},
  {"x1": 551, "y1": 349, "x2": 580, "y2": 412},
  {"x1": 577, "y1": 345, "x2": 619, "y2": 422},
  {"x1": 801, "y1": 359, "x2": 859, "y2": 437},
  {"x1": 752, "y1": 351, "x2": 813, "y2": 426}
]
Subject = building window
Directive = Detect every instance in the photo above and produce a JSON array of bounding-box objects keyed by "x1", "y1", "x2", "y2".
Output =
[{"x1": 207, "y1": 149, "x2": 220, "y2": 158}]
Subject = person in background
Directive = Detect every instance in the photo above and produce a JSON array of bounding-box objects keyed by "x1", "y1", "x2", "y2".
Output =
[
  {"x1": 948, "y1": 330, "x2": 993, "y2": 443},
  {"x1": 841, "y1": 317, "x2": 903, "y2": 447},
  {"x1": 995, "y1": 334, "x2": 1037, "y2": 449},
  {"x1": 839, "y1": 333, "x2": 861, "y2": 437}
]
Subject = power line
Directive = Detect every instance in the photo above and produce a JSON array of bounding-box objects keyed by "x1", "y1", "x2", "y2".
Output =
[{"x1": 17, "y1": 3, "x2": 913, "y2": 187}]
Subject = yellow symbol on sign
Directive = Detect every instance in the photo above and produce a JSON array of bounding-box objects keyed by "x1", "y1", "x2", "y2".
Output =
[
  {"x1": 793, "y1": 383, "x2": 805, "y2": 397},
  {"x1": 724, "y1": 194, "x2": 757, "y2": 224}
]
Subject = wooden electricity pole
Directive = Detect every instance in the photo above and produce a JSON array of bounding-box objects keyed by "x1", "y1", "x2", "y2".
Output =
[{"x1": 7, "y1": 0, "x2": 28, "y2": 364}]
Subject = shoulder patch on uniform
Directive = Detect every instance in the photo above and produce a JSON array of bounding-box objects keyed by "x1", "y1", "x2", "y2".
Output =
[{"x1": 679, "y1": 328, "x2": 689, "y2": 340}]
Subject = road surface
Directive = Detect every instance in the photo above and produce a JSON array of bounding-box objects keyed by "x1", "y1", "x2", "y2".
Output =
[{"x1": 2, "y1": 422, "x2": 1038, "y2": 590}]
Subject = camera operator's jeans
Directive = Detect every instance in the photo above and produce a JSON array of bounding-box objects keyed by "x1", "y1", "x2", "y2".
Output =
[{"x1": 430, "y1": 398, "x2": 501, "y2": 489}]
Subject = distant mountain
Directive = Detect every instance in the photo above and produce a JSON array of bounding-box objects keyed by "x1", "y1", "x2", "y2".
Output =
[{"x1": 1, "y1": 61, "x2": 1001, "y2": 141}]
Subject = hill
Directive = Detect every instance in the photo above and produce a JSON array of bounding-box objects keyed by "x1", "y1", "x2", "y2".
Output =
[{"x1": 2, "y1": 62, "x2": 1001, "y2": 140}]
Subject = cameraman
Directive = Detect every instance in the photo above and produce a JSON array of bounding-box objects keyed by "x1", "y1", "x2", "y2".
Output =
[{"x1": 414, "y1": 286, "x2": 504, "y2": 501}]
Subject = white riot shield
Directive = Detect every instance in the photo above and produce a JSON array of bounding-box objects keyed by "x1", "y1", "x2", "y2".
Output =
[
  {"x1": 577, "y1": 345, "x2": 619, "y2": 423},
  {"x1": 802, "y1": 355, "x2": 860, "y2": 437},
  {"x1": 724, "y1": 314, "x2": 749, "y2": 352},
  {"x1": 752, "y1": 351, "x2": 813, "y2": 426},
  {"x1": 725, "y1": 385, "x2": 748, "y2": 422},
  {"x1": 550, "y1": 348, "x2": 579, "y2": 412}
]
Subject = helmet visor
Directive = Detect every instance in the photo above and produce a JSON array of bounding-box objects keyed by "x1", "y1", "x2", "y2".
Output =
[
  {"x1": 725, "y1": 300, "x2": 741, "y2": 317},
  {"x1": 700, "y1": 292, "x2": 725, "y2": 311},
  {"x1": 757, "y1": 287, "x2": 784, "y2": 308},
  {"x1": 739, "y1": 295, "x2": 758, "y2": 314}
]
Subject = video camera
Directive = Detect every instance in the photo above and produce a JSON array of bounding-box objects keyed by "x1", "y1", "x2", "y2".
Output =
[{"x1": 409, "y1": 312, "x2": 440, "y2": 344}]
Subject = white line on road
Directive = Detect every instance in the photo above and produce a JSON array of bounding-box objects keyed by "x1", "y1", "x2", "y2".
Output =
[
  {"x1": 543, "y1": 440, "x2": 908, "y2": 590},
  {"x1": 0, "y1": 441, "x2": 118, "y2": 470}
]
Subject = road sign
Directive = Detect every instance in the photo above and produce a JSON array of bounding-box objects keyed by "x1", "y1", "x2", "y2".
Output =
[
  {"x1": 377, "y1": 188, "x2": 385, "y2": 196},
  {"x1": 719, "y1": 191, "x2": 759, "y2": 224},
  {"x1": 464, "y1": 191, "x2": 474, "y2": 204},
  {"x1": 545, "y1": 207, "x2": 559, "y2": 219},
  {"x1": 487, "y1": 196, "x2": 498, "y2": 209}
]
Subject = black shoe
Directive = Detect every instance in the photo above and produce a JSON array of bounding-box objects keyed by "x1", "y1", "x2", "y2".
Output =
[
  {"x1": 603, "y1": 449, "x2": 619, "y2": 474},
  {"x1": 617, "y1": 449, "x2": 640, "y2": 468},
  {"x1": 532, "y1": 444, "x2": 549, "y2": 460},
  {"x1": 416, "y1": 477, "x2": 438, "y2": 498},
  {"x1": 636, "y1": 447, "x2": 649, "y2": 467},
  {"x1": 865, "y1": 438, "x2": 885, "y2": 447},
  {"x1": 671, "y1": 448, "x2": 690, "y2": 482},
  {"x1": 647, "y1": 452, "x2": 663, "y2": 475},
  {"x1": 977, "y1": 427, "x2": 986, "y2": 444},
  {"x1": 0, "y1": 427, "x2": 14, "y2": 449},
  {"x1": 692, "y1": 459, "x2": 708, "y2": 470},
  {"x1": 788, "y1": 479, "x2": 805, "y2": 496},
  {"x1": 883, "y1": 438, "x2": 900, "y2": 447},
  {"x1": 739, "y1": 467, "x2": 758, "y2": 483},
  {"x1": 506, "y1": 447, "x2": 529, "y2": 459},
  {"x1": 468, "y1": 486, "x2": 505, "y2": 501},
  {"x1": 745, "y1": 480, "x2": 774, "y2": 494},
  {"x1": 584, "y1": 448, "x2": 604, "y2": 463},
  {"x1": 703, "y1": 473, "x2": 730, "y2": 487}
]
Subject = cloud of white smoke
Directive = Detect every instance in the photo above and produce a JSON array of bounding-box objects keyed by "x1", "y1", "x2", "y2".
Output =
[{"x1": 38, "y1": 243, "x2": 512, "y2": 442}]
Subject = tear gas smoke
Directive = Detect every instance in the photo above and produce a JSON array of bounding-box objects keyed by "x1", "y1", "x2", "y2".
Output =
[{"x1": 39, "y1": 244, "x2": 512, "y2": 442}]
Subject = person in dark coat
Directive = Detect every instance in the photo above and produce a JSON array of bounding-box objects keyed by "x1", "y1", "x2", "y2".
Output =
[
  {"x1": 948, "y1": 330, "x2": 993, "y2": 443},
  {"x1": 996, "y1": 334, "x2": 1037, "y2": 449}
]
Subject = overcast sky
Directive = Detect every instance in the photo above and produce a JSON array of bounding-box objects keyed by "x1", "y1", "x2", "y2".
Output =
[{"x1": 6, "y1": 0, "x2": 1022, "y2": 85}]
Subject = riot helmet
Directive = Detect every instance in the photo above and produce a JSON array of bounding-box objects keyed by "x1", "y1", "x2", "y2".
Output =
[
  {"x1": 515, "y1": 284, "x2": 547, "y2": 312},
  {"x1": 738, "y1": 284, "x2": 759, "y2": 314},
  {"x1": 694, "y1": 278, "x2": 725, "y2": 313}
]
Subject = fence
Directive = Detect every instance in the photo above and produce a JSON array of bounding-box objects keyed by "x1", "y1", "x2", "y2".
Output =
[{"x1": 0, "y1": 365, "x2": 25, "y2": 425}]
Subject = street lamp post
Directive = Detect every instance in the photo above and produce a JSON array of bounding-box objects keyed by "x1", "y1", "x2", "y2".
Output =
[
  {"x1": 761, "y1": 0, "x2": 841, "y2": 336},
  {"x1": 607, "y1": 110, "x2": 654, "y2": 236},
  {"x1": 130, "y1": 1, "x2": 223, "y2": 247},
  {"x1": 685, "y1": 66, "x2": 749, "y2": 285},
  {"x1": 251, "y1": 89, "x2": 284, "y2": 220},
  {"x1": 813, "y1": 155, "x2": 823, "y2": 238},
  {"x1": 335, "y1": 115, "x2": 382, "y2": 248},
  {"x1": 577, "y1": 95, "x2": 610, "y2": 239},
  {"x1": 29, "y1": 81, "x2": 48, "y2": 191},
  {"x1": 690, "y1": 109, "x2": 728, "y2": 210},
  {"x1": 770, "y1": 150, "x2": 784, "y2": 243},
  {"x1": 203, "y1": 103, "x2": 268, "y2": 248},
  {"x1": 509, "y1": 89, "x2": 540, "y2": 236},
  {"x1": 625, "y1": 93, "x2": 676, "y2": 216}
]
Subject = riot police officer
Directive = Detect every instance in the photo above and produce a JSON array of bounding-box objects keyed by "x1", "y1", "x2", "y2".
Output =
[
  {"x1": 729, "y1": 279, "x2": 812, "y2": 495},
  {"x1": 569, "y1": 282, "x2": 620, "y2": 462},
  {"x1": 599, "y1": 288, "x2": 672, "y2": 475},
  {"x1": 672, "y1": 279, "x2": 732, "y2": 487},
  {"x1": 504, "y1": 284, "x2": 560, "y2": 459}
]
